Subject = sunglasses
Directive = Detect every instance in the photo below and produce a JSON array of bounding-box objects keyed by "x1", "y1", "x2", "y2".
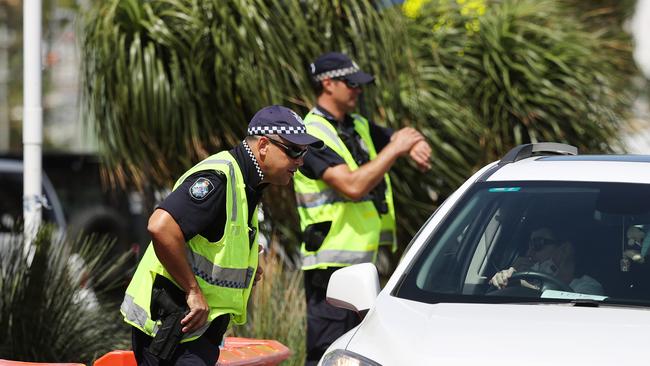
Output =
[
  {"x1": 333, "y1": 77, "x2": 360, "y2": 89},
  {"x1": 267, "y1": 137, "x2": 308, "y2": 159},
  {"x1": 529, "y1": 237, "x2": 558, "y2": 251}
]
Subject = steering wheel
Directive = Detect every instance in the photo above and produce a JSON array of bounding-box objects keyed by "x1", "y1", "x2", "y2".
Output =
[{"x1": 509, "y1": 271, "x2": 573, "y2": 292}]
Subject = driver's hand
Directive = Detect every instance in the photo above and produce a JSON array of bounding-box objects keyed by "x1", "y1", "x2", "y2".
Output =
[
  {"x1": 520, "y1": 279, "x2": 540, "y2": 291},
  {"x1": 489, "y1": 267, "x2": 516, "y2": 289}
]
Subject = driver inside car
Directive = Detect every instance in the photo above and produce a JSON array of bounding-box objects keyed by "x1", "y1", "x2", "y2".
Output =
[{"x1": 489, "y1": 227, "x2": 604, "y2": 295}]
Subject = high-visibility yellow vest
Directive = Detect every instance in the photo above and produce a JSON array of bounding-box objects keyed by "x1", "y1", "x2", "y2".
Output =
[
  {"x1": 351, "y1": 115, "x2": 397, "y2": 251},
  {"x1": 294, "y1": 110, "x2": 396, "y2": 271},
  {"x1": 121, "y1": 151, "x2": 259, "y2": 342}
]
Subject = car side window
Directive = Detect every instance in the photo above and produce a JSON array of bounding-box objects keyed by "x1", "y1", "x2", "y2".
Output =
[{"x1": 415, "y1": 190, "x2": 500, "y2": 293}]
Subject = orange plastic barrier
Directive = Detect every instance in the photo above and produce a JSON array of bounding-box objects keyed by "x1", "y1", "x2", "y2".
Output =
[
  {"x1": 217, "y1": 337, "x2": 291, "y2": 366},
  {"x1": 92, "y1": 337, "x2": 291, "y2": 366},
  {"x1": 0, "y1": 361, "x2": 83, "y2": 366},
  {"x1": 92, "y1": 350, "x2": 135, "y2": 366}
]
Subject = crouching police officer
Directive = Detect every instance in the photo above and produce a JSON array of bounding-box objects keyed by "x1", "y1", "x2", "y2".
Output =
[{"x1": 121, "y1": 105, "x2": 322, "y2": 365}]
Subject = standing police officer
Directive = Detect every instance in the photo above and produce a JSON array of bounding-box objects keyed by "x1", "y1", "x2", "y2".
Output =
[
  {"x1": 121, "y1": 105, "x2": 322, "y2": 365},
  {"x1": 294, "y1": 52, "x2": 432, "y2": 365}
]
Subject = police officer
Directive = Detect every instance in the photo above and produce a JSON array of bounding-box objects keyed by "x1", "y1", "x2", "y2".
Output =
[
  {"x1": 294, "y1": 52, "x2": 432, "y2": 365},
  {"x1": 121, "y1": 105, "x2": 322, "y2": 365}
]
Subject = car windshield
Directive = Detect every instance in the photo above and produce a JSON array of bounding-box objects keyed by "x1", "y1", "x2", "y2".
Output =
[{"x1": 395, "y1": 181, "x2": 650, "y2": 307}]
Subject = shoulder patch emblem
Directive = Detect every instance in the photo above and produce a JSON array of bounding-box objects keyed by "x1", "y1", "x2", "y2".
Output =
[{"x1": 189, "y1": 177, "x2": 215, "y2": 200}]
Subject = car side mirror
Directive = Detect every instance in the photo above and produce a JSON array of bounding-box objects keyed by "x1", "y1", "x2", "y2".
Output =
[{"x1": 326, "y1": 263, "x2": 380, "y2": 313}]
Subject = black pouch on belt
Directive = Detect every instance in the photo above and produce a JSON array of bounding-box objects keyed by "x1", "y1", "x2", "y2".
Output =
[
  {"x1": 303, "y1": 221, "x2": 332, "y2": 252},
  {"x1": 148, "y1": 275, "x2": 189, "y2": 360}
]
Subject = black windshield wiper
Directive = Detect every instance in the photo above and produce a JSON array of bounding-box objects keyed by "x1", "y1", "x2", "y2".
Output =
[{"x1": 568, "y1": 299, "x2": 600, "y2": 307}]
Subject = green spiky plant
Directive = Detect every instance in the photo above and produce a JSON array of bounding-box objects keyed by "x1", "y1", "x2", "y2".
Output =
[
  {"x1": 0, "y1": 226, "x2": 132, "y2": 363},
  {"x1": 404, "y1": 0, "x2": 636, "y2": 165}
]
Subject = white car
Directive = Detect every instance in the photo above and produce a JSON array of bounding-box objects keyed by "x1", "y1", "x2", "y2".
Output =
[{"x1": 322, "y1": 143, "x2": 650, "y2": 366}]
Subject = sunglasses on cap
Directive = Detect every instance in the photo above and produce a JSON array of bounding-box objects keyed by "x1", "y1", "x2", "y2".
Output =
[
  {"x1": 333, "y1": 77, "x2": 360, "y2": 89},
  {"x1": 529, "y1": 237, "x2": 558, "y2": 251},
  {"x1": 266, "y1": 137, "x2": 308, "y2": 159}
]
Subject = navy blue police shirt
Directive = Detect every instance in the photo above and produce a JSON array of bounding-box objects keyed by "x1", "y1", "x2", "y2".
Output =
[
  {"x1": 158, "y1": 142, "x2": 266, "y2": 242},
  {"x1": 300, "y1": 106, "x2": 393, "y2": 180}
]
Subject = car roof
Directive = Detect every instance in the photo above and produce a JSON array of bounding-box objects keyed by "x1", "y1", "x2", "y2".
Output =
[{"x1": 486, "y1": 144, "x2": 650, "y2": 184}]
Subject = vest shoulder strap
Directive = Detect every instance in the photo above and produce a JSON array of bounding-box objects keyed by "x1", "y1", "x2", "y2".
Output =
[{"x1": 304, "y1": 112, "x2": 345, "y2": 152}]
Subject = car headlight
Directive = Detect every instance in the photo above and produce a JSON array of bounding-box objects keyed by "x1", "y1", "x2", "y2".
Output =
[{"x1": 320, "y1": 349, "x2": 382, "y2": 366}]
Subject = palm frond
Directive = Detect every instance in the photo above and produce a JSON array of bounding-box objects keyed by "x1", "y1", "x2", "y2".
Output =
[{"x1": 0, "y1": 226, "x2": 131, "y2": 363}]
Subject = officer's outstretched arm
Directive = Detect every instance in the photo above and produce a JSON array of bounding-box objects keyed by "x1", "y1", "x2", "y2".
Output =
[
  {"x1": 148, "y1": 208, "x2": 209, "y2": 333},
  {"x1": 322, "y1": 127, "x2": 423, "y2": 200}
]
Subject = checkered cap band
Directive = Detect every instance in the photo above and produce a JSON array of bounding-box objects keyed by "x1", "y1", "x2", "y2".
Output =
[
  {"x1": 247, "y1": 125, "x2": 307, "y2": 135},
  {"x1": 314, "y1": 65, "x2": 360, "y2": 81}
]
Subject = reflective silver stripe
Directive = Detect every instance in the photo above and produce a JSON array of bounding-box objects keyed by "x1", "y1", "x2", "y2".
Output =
[
  {"x1": 296, "y1": 188, "x2": 347, "y2": 208},
  {"x1": 302, "y1": 249, "x2": 375, "y2": 267},
  {"x1": 197, "y1": 159, "x2": 238, "y2": 221},
  {"x1": 307, "y1": 116, "x2": 345, "y2": 151},
  {"x1": 122, "y1": 294, "x2": 209, "y2": 340},
  {"x1": 121, "y1": 294, "x2": 159, "y2": 334},
  {"x1": 379, "y1": 230, "x2": 395, "y2": 244},
  {"x1": 189, "y1": 250, "x2": 254, "y2": 289},
  {"x1": 295, "y1": 188, "x2": 373, "y2": 209}
]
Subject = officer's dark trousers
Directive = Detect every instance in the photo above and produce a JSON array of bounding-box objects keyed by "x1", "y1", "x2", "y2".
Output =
[
  {"x1": 304, "y1": 268, "x2": 361, "y2": 366},
  {"x1": 131, "y1": 314, "x2": 229, "y2": 366}
]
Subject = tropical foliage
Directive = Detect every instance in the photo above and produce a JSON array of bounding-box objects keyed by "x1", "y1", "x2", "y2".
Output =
[
  {"x1": 81, "y1": 0, "x2": 637, "y2": 261},
  {"x1": 0, "y1": 227, "x2": 131, "y2": 363},
  {"x1": 81, "y1": 1, "x2": 405, "y2": 188},
  {"x1": 404, "y1": 0, "x2": 636, "y2": 162}
]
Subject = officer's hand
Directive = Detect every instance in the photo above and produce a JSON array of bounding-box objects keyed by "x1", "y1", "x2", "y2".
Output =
[
  {"x1": 253, "y1": 244, "x2": 264, "y2": 286},
  {"x1": 409, "y1": 140, "x2": 432, "y2": 172},
  {"x1": 389, "y1": 127, "x2": 424, "y2": 156},
  {"x1": 181, "y1": 288, "x2": 209, "y2": 333},
  {"x1": 489, "y1": 267, "x2": 516, "y2": 289},
  {"x1": 254, "y1": 263, "x2": 264, "y2": 286}
]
